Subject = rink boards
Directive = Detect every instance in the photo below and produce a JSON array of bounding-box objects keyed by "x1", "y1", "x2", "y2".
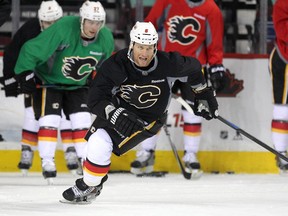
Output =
[{"x1": 0, "y1": 54, "x2": 279, "y2": 173}]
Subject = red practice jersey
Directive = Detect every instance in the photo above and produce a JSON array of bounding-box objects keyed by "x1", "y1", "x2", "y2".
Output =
[
  {"x1": 145, "y1": 0, "x2": 224, "y2": 66},
  {"x1": 273, "y1": 0, "x2": 288, "y2": 62}
]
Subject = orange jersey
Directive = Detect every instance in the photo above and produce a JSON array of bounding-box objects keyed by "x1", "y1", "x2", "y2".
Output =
[
  {"x1": 145, "y1": 0, "x2": 224, "y2": 65},
  {"x1": 273, "y1": 0, "x2": 288, "y2": 62}
]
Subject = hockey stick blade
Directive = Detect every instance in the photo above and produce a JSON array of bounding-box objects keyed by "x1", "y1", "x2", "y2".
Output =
[
  {"x1": 163, "y1": 124, "x2": 191, "y2": 179},
  {"x1": 172, "y1": 94, "x2": 288, "y2": 163},
  {"x1": 217, "y1": 116, "x2": 288, "y2": 163}
]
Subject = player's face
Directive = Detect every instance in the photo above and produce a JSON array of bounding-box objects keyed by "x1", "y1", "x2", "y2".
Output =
[
  {"x1": 82, "y1": 19, "x2": 103, "y2": 38},
  {"x1": 132, "y1": 43, "x2": 155, "y2": 67},
  {"x1": 41, "y1": 20, "x2": 57, "y2": 30}
]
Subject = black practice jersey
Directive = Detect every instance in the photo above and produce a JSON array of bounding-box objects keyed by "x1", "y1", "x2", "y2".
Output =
[
  {"x1": 3, "y1": 18, "x2": 41, "y2": 79},
  {"x1": 88, "y1": 48, "x2": 204, "y2": 124}
]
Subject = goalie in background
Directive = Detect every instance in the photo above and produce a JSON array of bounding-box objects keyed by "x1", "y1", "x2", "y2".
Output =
[
  {"x1": 269, "y1": 0, "x2": 288, "y2": 173},
  {"x1": 61, "y1": 21, "x2": 218, "y2": 203},
  {"x1": 130, "y1": 0, "x2": 226, "y2": 178}
]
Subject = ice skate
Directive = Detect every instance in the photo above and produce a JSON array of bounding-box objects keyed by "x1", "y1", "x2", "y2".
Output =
[
  {"x1": 130, "y1": 150, "x2": 155, "y2": 175},
  {"x1": 64, "y1": 147, "x2": 79, "y2": 175},
  {"x1": 61, "y1": 175, "x2": 108, "y2": 204},
  {"x1": 276, "y1": 151, "x2": 288, "y2": 175},
  {"x1": 183, "y1": 152, "x2": 203, "y2": 179},
  {"x1": 41, "y1": 158, "x2": 57, "y2": 185},
  {"x1": 17, "y1": 145, "x2": 34, "y2": 176}
]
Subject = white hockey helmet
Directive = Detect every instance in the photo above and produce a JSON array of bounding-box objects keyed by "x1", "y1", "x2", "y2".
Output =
[
  {"x1": 128, "y1": 22, "x2": 158, "y2": 64},
  {"x1": 38, "y1": 0, "x2": 63, "y2": 22},
  {"x1": 130, "y1": 21, "x2": 158, "y2": 45},
  {"x1": 80, "y1": 1, "x2": 106, "y2": 29}
]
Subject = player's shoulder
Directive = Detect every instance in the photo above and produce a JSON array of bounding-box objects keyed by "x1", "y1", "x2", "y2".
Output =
[
  {"x1": 104, "y1": 48, "x2": 128, "y2": 65},
  {"x1": 157, "y1": 50, "x2": 182, "y2": 62},
  {"x1": 20, "y1": 18, "x2": 40, "y2": 29},
  {"x1": 203, "y1": 0, "x2": 221, "y2": 12}
]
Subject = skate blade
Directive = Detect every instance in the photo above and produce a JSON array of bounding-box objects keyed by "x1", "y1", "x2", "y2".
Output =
[
  {"x1": 69, "y1": 169, "x2": 78, "y2": 176},
  {"x1": 185, "y1": 168, "x2": 203, "y2": 180},
  {"x1": 131, "y1": 165, "x2": 154, "y2": 175},
  {"x1": 191, "y1": 170, "x2": 203, "y2": 179},
  {"x1": 279, "y1": 169, "x2": 288, "y2": 176},
  {"x1": 59, "y1": 199, "x2": 92, "y2": 205},
  {"x1": 136, "y1": 171, "x2": 168, "y2": 177},
  {"x1": 20, "y1": 169, "x2": 29, "y2": 176},
  {"x1": 46, "y1": 178, "x2": 54, "y2": 185}
]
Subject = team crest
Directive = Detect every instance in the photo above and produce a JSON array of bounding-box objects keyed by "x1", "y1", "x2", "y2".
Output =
[
  {"x1": 62, "y1": 56, "x2": 97, "y2": 81},
  {"x1": 120, "y1": 84, "x2": 161, "y2": 109},
  {"x1": 168, "y1": 16, "x2": 200, "y2": 45}
]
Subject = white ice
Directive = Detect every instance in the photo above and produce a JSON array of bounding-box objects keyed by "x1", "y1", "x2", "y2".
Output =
[{"x1": 0, "y1": 172, "x2": 287, "y2": 216}]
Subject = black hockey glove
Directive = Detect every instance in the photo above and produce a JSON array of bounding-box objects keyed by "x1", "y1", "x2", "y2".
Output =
[
  {"x1": 108, "y1": 107, "x2": 145, "y2": 137},
  {"x1": 208, "y1": 64, "x2": 226, "y2": 92},
  {"x1": 0, "y1": 76, "x2": 18, "y2": 97},
  {"x1": 15, "y1": 71, "x2": 36, "y2": 94},
  {"x1": 193, "y1": 86, "x2": 219, "y2": 120}
]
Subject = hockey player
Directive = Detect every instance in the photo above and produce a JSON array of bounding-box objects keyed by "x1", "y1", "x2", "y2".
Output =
[
  {"x1": 61, "y1": 21, "x2": 219, "y2": 203},
  {"x1": 269, "y1": 0, "x2": 288, "y2": 173},
  {"x1": 13, "y1": 1, "x2": 114, "y2": 182},
  {"x1": 1, "y1": 0, "x2": 81, "y2": 175},
  {"x1": 130, "y1": 0, "x2": 226, "y2": 178}
]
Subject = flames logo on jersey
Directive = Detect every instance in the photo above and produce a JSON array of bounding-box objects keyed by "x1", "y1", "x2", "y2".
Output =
[
  {"x1": 120, "y1": 84, "x2": 161, "y2": 109},
  {"x1": 168, "y1": 16, "x2": 200, "y2": 45},
  {"x1": 62, "y1": 56, "x2": 97, "y2": 81}
]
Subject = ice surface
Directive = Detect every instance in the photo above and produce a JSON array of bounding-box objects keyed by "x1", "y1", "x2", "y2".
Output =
[{"x1": 0, "y1": 172, "x2": 287, "y2": 216}]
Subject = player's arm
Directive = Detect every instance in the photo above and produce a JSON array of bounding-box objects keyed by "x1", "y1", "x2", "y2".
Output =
[
  {"x1": 88, "y1": 57, "x2": 144, "y2": 137},
  {"x1": 14, "y1": 22, "x2": 63, "y2": 93},
  {"x1": 174, "y1": 53, "x2": 219, "y2": 120}
]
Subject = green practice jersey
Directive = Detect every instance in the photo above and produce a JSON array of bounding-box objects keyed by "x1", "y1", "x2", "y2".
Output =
[{"x1": 15, "y1": 16, "x2": 114, "y2": 88}]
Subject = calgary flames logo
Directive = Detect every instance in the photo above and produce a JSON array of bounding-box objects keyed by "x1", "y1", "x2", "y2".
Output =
[
  {"x1": 120, "y1": 84, "x2": 161, "y2": 109},
  {"x1": 62, "y1": 56, "x2": 97, "y2": 81},
  {"x1": 168, "y1": 16, "x2": 200, "y2": 45}
]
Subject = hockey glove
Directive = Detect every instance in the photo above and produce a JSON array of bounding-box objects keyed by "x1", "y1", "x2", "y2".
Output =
[
  {"x1": 193, "y1": 86, "x2": 219, "y2": 120},
  {"x1": 208, "y1": 64, "x2": 226, "y2": 92},
  {"x1": 0, "y1": 76, "x2": 18, "y2": 97},
  {"x1": 107, "y1": 107, "x2": 145, "y2": 137},
  {"x1": 15, "y1": 71, "x2": 36, "y2": 94}
]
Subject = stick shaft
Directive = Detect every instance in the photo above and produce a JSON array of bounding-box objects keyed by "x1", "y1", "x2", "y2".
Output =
[
  {"x1": 217, "y1": 115, "x2": 288, "y2": 162},
  {"x1": 163, "y1": 124, "x2": 191, "y2": 179}
]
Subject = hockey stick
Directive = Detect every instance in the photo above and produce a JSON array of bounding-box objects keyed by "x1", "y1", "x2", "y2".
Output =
[
  {"x1": 36, "y1": 84, "x2": 89, "y2": 90},
  {"x1": 163, "y1": 124, "x2": 192, "y2": 179},
  {"x1": 172, "y1": 94, "x2": 288, "y2": 163}
]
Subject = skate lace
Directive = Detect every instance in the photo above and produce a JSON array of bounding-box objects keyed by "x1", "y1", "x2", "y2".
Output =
[
  {"x1": 20, "y1": 149, "x2": 33, "y2": 164},
  {"x1": 42, "y1": 159, "x2": 56, "y2": 172},
  {"x1": 65, "y1": 151, "x2": 78, "y2": 165},
  {"x1": 135, "y1": 150, "x2": 152, "y2": 163},
  {"x1": 72, "y1": 185, "x2": 95, "y2": 198},
  {"x1": 183, "y1": 152, "x2": 198, "y2": 163}
]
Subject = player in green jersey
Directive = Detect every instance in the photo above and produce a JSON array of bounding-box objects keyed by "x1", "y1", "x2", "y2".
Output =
[{"x1": 14, "y1": 1, "x2": 114, "y2": 183}]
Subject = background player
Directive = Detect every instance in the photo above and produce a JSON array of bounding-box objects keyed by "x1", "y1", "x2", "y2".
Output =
[{"x1": 13, "y1": 1, "x2": 114, "y2": 183}]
